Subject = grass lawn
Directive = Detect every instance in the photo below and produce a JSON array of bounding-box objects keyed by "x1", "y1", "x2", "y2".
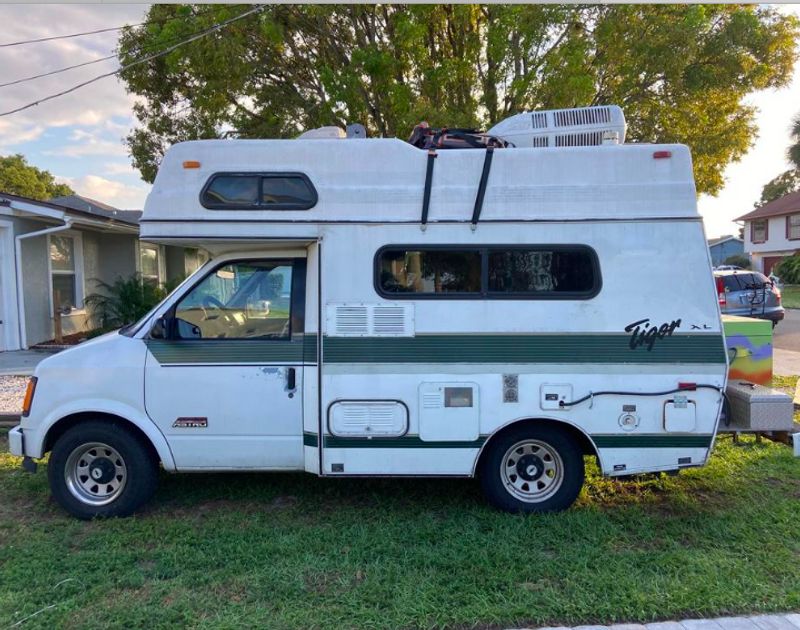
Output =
[
  {"x1": 779, "y1": 285, "x2": 800, "y2": 310},
  {"x1": 1, "y1": 431, "x2": 799, "y2": 629}
]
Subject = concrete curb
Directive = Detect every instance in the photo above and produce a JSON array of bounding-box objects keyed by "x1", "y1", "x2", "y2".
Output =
[{"x1": 519, "y1": 613, "x2": 800, "y2": 630}]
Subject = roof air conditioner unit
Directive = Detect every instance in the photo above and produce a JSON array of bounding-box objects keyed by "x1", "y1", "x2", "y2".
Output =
[{"x1": 487, "y1": 105, "x2": 627, "y2": 149}]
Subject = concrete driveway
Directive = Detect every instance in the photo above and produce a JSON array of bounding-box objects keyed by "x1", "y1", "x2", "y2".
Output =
[{"x1": 772, "y1": 308, "x2": 800, "y2": 375}]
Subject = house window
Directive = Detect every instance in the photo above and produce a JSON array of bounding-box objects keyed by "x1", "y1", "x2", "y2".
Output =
[
  {"x1": 787, "y1": 215, "x2": 800, "y2": 241},
  {"x1": 751, "y1": 220, "x2": 768, "y2": 243},
  {"x1": 140, "y1": 243, "x2": 164, "y2": 285},
  {"x1": 49, "y1": 233, "x2": 83, "y2": 310}
]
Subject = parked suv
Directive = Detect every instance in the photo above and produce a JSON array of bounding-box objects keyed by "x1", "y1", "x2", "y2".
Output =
[{"x1": 714, "y1": 269, "x2": 784, "y2": 326}]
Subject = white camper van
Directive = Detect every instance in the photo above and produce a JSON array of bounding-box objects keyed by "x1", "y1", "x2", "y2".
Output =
[{"x1": 8, "y1": 106, "x2": 729, "y2": 519}]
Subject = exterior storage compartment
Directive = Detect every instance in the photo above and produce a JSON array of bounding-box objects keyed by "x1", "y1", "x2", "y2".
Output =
[{"x1": 725, "y1": 380, "x2": 794, "y2": 431}]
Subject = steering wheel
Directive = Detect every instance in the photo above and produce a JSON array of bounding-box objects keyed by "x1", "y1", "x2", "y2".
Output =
[{"x1": 199, "y1": 295, "x2": 231, "y2": 322}]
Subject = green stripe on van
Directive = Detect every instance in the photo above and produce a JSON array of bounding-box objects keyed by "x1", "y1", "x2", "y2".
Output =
[
  {"x1": 307, "y1": 434, "x2": 713, "y2": 449},
  {"x1": 322, "y1": 334, "x2": 725, "y2": 364},
  {"x1": 147, "y1": 333, "x2": 724, "y2": 365},
  {"x1": 146, "y1": 335, "x2": 318, "y2": 364}
]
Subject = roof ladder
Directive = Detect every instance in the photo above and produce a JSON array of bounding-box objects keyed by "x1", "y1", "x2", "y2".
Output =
[
  {"x1": 420, "y1": 149, "x2": 437, "y2": 231},
  {"x1": 470, "y1": 146, "x2": 494, "y2": 230}
]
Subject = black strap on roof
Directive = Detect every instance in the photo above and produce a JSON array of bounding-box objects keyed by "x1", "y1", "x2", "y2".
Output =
[
  {"x1": 420, "y1": 149, "x2": 437, "y2": 229},
  {"x1": 470, "y1": 146, "x2": 494, "y2": 228}
]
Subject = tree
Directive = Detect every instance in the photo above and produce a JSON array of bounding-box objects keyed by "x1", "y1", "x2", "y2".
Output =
[
  {"x1": 789, "y1": 111, "x2": 800, "y2": 170},
  {"x1": 0, "y1": 154, "x2": 74, "y2": 200},
  {"x1": 756, "y1": 169, "x2": 800, "y2": 207},
  {"x1": 119, "y1": 5, "x2": 798, "y2": 194}
]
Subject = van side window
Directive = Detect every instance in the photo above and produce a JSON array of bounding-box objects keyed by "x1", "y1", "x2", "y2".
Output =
[
  {"x1": 173, "y1": 260, "x2": 293, "y2": 339},
  {"x1": 376, "y1": 246, "x2": 600, "y2": 299},
  {"x1": 201, "y1": 173, "x2": 317, "y2": 210},
  {"x1": 487, "y1": 248, "x2": 596, "y2": 295},
  {"x1": 378, "y1": 249, "x2": 481, "y2": 294}
]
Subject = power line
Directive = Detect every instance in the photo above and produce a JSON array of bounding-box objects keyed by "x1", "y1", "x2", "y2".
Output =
[
  {"x1": 0, "y1": 5, "x2": 265, "y2": 117},
  {"x1": 0, "y1": 9, "x2": 245, "y2": 89},
  {"x1": 0, "y1": 8, "x2": 222, "y2": 48}
]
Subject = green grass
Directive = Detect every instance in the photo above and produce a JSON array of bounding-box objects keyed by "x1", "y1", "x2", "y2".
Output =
[
  {"x1": 779, "y1": 285, "x2": 800, "y2": 309},
  {"x1": 1, "y1": 431, "x2": 799, "y2": 629}
]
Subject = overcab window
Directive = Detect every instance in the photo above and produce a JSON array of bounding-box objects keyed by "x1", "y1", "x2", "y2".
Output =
[
  {"x1": 376, "y1": 246, "x2": 600, "y2": 299},
  {"x1": 201, "y1": 173, "x2": 317, "y2": 210}
]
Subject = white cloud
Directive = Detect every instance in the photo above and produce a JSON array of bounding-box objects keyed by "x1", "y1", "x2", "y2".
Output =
[
  {"x1": 103, "y1": 162, "x2": 138, "y2": 177},
  {"x1": 62, "y1": 174, "x2": 150, "y2": 209}
]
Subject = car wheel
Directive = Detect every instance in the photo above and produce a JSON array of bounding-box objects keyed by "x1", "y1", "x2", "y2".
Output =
[
  {"x1": 48, "y1": 420, "x2": 158, "y2": 519},
  {"x1": 479, "y1": 424, "x2": 584, "y2": 513}
]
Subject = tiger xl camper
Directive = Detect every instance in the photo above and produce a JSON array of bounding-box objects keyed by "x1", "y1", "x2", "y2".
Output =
[{"x1": 10, "y1": 105, "x2": 735, "y2": 519}]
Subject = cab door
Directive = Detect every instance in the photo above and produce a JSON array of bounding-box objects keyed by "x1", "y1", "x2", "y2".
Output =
[{"x1": 144, "y1": 257, "x2": 307, "y2": 470}]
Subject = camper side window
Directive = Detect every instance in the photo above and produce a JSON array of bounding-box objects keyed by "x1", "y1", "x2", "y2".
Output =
[
  {"x1": 376, "y1": 246, "x2": 599, "y2": 299},
  {"x1": 201, "y1": 173, "x2": 317, "y2": 210},
  {"x1": 173, "y1": 260, "x2": 293, "y2": 340}
]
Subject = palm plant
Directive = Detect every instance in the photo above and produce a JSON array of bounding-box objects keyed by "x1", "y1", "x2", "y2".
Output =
[
  {"x1": 85, "y1": 274, "x2": 168, "y2": 329},
  {"x1": 790, "y1": 111, "x2": 800, "y2": 171}
]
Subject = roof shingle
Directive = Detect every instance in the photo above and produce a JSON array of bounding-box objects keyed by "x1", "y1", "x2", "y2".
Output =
[{"x1": 735, "y1": 189, "x2": 800, "y2": 222}]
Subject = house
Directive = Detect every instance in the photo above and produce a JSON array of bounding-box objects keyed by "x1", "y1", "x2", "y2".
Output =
[
  {"x1": 707, "y1": 235, "x2": 745, "y2": 267},
  {"x1": 0, "y1": 192, "x2": 206, "y2": 351},
  {"x1": 736, "y1": 189, "x2": 800, "y2": 275}
]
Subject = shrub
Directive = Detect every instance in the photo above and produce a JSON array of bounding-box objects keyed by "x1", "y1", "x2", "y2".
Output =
[
  {"x1": 774, "y1": 255, "x2": 800, "y2": 284},
  {"x1": 85, "y1": 274, "x2": 168, "y2": 328},
  {"x1": 722, "y1": 254, "x2": 751, "y2": 269}
]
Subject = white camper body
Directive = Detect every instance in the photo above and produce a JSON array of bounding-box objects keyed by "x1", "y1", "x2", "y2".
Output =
[{"x1": 9, "y1": 107, "x2": 728, "y2": 517}]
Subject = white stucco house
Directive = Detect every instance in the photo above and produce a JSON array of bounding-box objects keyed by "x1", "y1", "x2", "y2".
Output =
[
  {"x1": 0, "y1": 192, "x2": 205, "y2": 351},
  {"x1": 736, "y1": 189, "x2": 800, "y2": 275}
]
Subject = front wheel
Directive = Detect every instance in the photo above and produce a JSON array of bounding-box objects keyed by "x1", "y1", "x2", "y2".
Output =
[
  {"x1": 479, "y1": 424, "x2": 584, "y2": 513},
  {"x1": 48, "y1": 420, "x2": 159, "y2": 519}
]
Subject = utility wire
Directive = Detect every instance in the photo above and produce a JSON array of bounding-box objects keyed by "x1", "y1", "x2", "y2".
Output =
[
  {"x1": 0, "y1": 7, "x2": 222, "y2": 48},
  {"x1": 0, "y1": 9, "x2": 246, "y2": 90},
  {"x1": 0, "y1": 5, "x2": 265, "y2": 117}
]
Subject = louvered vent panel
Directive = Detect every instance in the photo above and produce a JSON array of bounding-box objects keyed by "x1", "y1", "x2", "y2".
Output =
[
  {"x1": 530, "y1": 112, "x2": 548, "y2": 129},
  {"x1": 422, "y1": 392, "x2": 442, "y2": 409},
  {"x1": 334, "y1": 306, "x2": 369, "y2": 335},
  {"x1": 554, "y1": 131, "x2": 605, "y2": 147},
  {"x1": 326, "y1": 304, "x2": 414, "y2": 337},
  {"x1": 553, "y1": 106, "x2": 612, "y2": 127},
  {"x1": 531, "y1": 136, "x2": 549, "y2": 148},
  {"x1": 330, "y1": 401, "x2": 408, "y2": 437}
]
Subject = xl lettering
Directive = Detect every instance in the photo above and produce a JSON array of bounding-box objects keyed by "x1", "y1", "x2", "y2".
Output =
[{"x1": 625, "y1": 318, "x2": 681, "y2": 351}]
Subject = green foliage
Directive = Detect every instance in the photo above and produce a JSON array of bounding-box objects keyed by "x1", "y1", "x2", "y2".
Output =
[
  {"x1": 723, "y1": 254, "x2": 750, "y2": 269},
  {"x1": 2, "y1": 430, "x2": 800, "y2": 628},
  {"x1": 773, "y1": 255, "x2": 800, "y2": 284},
  {"x1": 118, "y1": 5, "x2": 799, "y2": 194},
  {"x1": 757, "y1": 169, "x2": 800, "y2": 206},
  {"x1": 84, "y1": 274, "x2": 167, "y2": 328},
  {"x1": 790, "y1": 111, "x2": 800, "y2": 170},
  {"x1": 0, "y1": 154, "x2": 74, "y2": 200}
]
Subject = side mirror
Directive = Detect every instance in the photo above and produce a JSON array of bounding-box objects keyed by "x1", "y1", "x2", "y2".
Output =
[{"x1": 150, "y1": 316, "x2": 171, "y2": 340}]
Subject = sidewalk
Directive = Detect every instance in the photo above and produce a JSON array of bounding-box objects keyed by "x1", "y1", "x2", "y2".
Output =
[
  {"x1": 526, "y1": 613, "x2": 800, "y2": 630},
  {"x1": 774, "y1": 348, "x2": 800, "y2": 377},
  {"x1": 0, "y1": 349, "x2": 60, "y2": 376}
]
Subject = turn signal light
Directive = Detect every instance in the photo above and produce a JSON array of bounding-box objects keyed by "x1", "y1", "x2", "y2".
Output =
[
  {"x1": 182, "y1": 160, "x2": 201, "y2": 169},
  {"x1": 22, "y1": 376, "x2": 37, "y2": 418}
]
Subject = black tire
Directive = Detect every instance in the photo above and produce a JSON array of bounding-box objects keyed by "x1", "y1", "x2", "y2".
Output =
[
  {"x1": 47, "y1": 420, "x2": 159, "y2": 519},
  {"x1": 479, "y1": 424, "x2": 584, "y2": 513}
]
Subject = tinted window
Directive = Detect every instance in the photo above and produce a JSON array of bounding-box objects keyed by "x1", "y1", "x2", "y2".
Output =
[
  {"x1": 378, "y1": 250, "x2": 481, "y2": 294},
  {"x1": 488, "y1": 249, "x2": 595, "y2": 294},
  {"x1": 201, "y1": 173, "x2": 317, "y2": 209},
  {"x1": 202, "y1": 176, "x2": 259, "y2": 206},
  {"x1": 376, "y1": 246, "x2": 599, "y2": 299}
]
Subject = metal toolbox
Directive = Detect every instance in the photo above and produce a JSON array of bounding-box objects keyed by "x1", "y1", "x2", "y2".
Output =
[{"x1": 724, "y1": 380, "x2": 794, "y2": 431}]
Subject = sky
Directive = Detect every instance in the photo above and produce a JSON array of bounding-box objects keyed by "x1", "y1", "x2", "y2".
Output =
[{"x1": 0, "y1": 3, "x2": 798, "y2": 235}]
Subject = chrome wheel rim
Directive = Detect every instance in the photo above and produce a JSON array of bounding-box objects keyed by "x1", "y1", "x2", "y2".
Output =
[
  {"x1": 64, "y1": 442, "x2": 127, "y2": 506},
  {"x1": 500, "y1": 439, "x2": 564, "y2": 503}
]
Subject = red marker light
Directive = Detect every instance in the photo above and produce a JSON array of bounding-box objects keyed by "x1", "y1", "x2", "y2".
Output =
[{"x1": 653, "y1": 151, "x2": 672, "y2": 159}]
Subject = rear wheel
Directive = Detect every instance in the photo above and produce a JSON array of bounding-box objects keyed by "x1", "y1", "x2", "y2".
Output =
[
  {"x1": 479, "y1": 424, "x2": 584, "y2": 513},
  {"x1": 48, "y1": 421, "x2": 158, "y2": 519}
]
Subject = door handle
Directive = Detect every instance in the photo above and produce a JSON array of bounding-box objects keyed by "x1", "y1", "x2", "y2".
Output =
[{"x1": 286, "y1": 367, "x2": 296, "y2": 392}]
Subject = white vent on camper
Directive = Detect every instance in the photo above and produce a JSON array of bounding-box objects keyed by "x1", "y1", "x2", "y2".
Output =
[
  {"x1": 329, "y1": 401, "x2": 408, "y2": 437},
  {"x1": 487, "y1": 105, "x2": 626, "y2": 149},
  {"x1": 326, "y1": 303, "x2": 415, "y2": 337}
]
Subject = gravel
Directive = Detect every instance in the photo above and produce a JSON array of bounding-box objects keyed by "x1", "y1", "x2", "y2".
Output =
[{"x1": 0, "y1": 376, "x2": 28, "y2": 414}]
